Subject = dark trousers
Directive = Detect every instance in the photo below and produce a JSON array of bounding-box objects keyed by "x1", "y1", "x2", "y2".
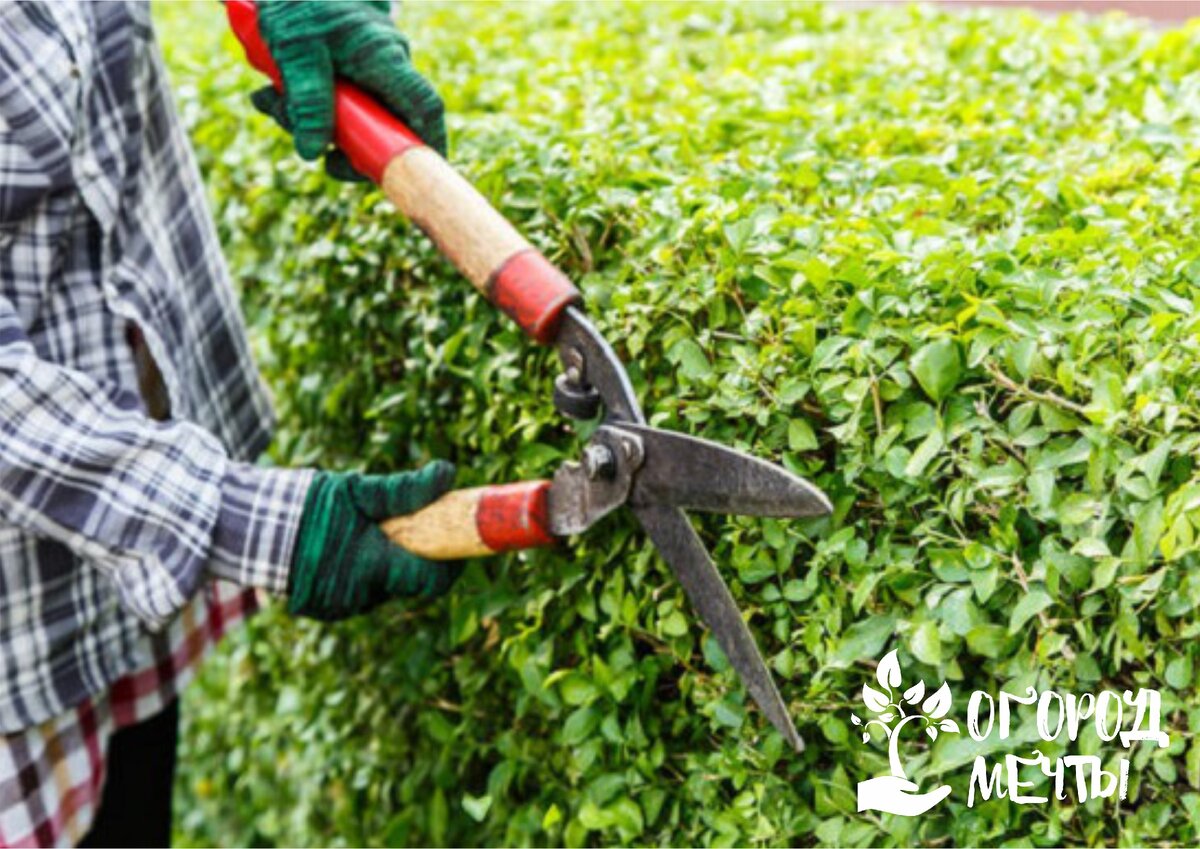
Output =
[{"x1": 79, "y1": 699, "x2": 179, "y2": 848}]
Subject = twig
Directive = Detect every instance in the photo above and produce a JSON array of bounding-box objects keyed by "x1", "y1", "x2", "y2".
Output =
[
  {"x1": 1009, "y1": 553, "x2": 1030, "y2": 593},
  {"x1": 711, "y1": 330, "x2": 752, "y2": 343},
  {"x1": 571, "y1": 223, "x2": 594, "y2": 273},
  {"x1": 428, "y1": 698, "x2": 487, "y2": 719},
  {"x1": 984, "y1": 361, "x2": 1089, "y2": 417},
  {"x1": 868, "y1": 365, "x2": 885, "y2": 437},
  {"x1": 1011, "y1": 552, "x2": 1052, "y2": 629}
]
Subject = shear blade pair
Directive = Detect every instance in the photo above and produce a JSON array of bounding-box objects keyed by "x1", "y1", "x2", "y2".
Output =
[{"x1": 542, "y1": 308, "x2": 830, "y2": 752}]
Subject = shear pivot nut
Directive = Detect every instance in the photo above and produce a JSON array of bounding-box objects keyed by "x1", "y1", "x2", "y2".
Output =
[
  {"x1": 553, "y1": 372, "x2": 601, "y2": 420},
  {"x1": 582, "y1": 444, "x2": 616, "y2": 480}
]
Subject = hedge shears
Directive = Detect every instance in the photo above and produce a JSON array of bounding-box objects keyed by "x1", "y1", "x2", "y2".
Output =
[{"x1": 227, "y1": 0, "x2": 831, "y2": 752}]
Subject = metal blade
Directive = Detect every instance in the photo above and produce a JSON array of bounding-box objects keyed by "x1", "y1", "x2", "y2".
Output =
[
  {"x1": 615, "y1": 423, "x2": 832, "y2": 518},
  {"x1": 633, "y1": 503, "x2": 804, "y2": 752},
  {"x1": 556, "y1": 307, "x2": 645, "y2": 424}
]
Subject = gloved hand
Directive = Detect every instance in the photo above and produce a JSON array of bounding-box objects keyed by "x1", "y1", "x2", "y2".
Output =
[
  {"x1": 288, "y1": 461, "x2": 462, "y2": 621},
  {"x1": 251, "y1": 0, "x2": 446, "y2": 182}
]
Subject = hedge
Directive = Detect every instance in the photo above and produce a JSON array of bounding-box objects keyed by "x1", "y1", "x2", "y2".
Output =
[{"x1": 157, "y1": 2, "x2": 1200, "y2": 846}]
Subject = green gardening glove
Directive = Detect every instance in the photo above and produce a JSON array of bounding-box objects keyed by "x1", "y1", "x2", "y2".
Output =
[
  {"x1": 251, "y1": 0, "x2": 447, "y2": 182},
  {"x1": 288, "y1": 461, "x2": 462, "y2": 621}
]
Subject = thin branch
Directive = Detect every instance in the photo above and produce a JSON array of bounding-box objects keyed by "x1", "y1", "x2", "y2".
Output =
[
  {"x1": 711, "y1": 330, "x2": 753, "y2": 343},
  {"x1": 869, "y1": 368, "x2": 885, "y2": 437},
  {"x1": 1011, "y1": 552, "x2": 1051, "y2": 628},
  {"x1": 984, "y1": 360, "x2": 1090, "y2": 417},
  {"x1": 570, "y1": 223, "x2": 594, "y2": 273}
]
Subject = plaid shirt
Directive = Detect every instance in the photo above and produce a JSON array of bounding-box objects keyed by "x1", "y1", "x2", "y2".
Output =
[{"x1": 0, "y1": 2, "x2": 313, "y2": 844}]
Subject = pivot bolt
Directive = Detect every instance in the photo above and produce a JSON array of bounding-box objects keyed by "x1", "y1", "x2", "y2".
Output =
[{"x1": 582, "y1": 444, "x2": 616, "y2": 480}]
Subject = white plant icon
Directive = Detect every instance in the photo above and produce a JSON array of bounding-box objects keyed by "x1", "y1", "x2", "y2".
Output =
[{"x1": 852, "y1": 649, "x2": 959, "y2": 779}]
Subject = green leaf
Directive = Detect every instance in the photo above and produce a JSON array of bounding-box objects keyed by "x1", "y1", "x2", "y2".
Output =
[
  {"x1": 660, "y1": 610, "x2": 689, "y2": 638},
  {"x1": 1056, "y1": 494, "x2": 1098, "y2": 526},
  {"x1": 562, "y1": 706, "x2": 601, "y2": 745},
  {"x1": 558, "y1": 674, "x2": 599, "y2": 706},
  {"x1": 910, "y1": 622, "x2": 942, "y2": 666},
  {"x1": 910, "y1": 339, "x2": 963, "y2": 402},
  {"x1": 1088, "y1": 369, "x2": 1126, "y2": 418},
  {"x1": 940, "y1": 589, "x2": 980, "y2": 637},
  {"x1": 608, "y1": 797, "x2": 645, "y2": 839},
  {"x1": 1075, "y1": 653, "x2": 1102, "y2": 682},
  {"x1": 831, "y1": 616, "x2": 896, "y2": 667},
  {"x1": 702, "y1": 635, "x2": 731, "y2": 673},
  {"x1": 788, "y1": 418, "x2": 819, "y2": 451},
  {"x1": 669, "y1": 338, "x2": 711, "y2": 380},
  {"x1": 905, "y1": 427, "x2": 945, "y2": 477},
  {"x1": 713, "y1": 698, "x2": 745, "y2": 729},
  {"x1": 1009, "y1": 588, "x2": 1053, "y2": 633},
  {"x1": 966, "y1": 625, "x2": 1009, "y2": 658},
  {"x1": 1165, "y1": 656, "x2": 1193, "y2": 690},
  {"x1": 462, "y1": 794, "x2": 492, "y2": 822},
  {"x1": 578, "y1": 800, "x2": 610, "y2": 831}
]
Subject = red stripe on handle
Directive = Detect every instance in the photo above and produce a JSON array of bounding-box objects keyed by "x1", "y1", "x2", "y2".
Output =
[
  {"x1": 334, "y1": 86, "x2": 424, "y2": 182},
  {"x1": 488, "y1": 250, "x2": 582, "y2": 345},
  {"x1": 476, "y1": 481, "x2": 555, "y2": 552},
  {"x1": 225, "y1": 0, "x2": 423, "y2": 183},
  {"x1": 226, "y1": 0, "x2": 278, "y2": 82}
]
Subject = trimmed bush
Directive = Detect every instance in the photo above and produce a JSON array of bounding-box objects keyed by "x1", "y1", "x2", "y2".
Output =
[{"x1": 159, "y1": 2, "x2": 1200, "y2": 846}]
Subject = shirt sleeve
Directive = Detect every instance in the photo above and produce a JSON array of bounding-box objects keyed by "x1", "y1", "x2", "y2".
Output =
[{"x1": 0, "y1": 296, "x2": 313, "y2": 631}]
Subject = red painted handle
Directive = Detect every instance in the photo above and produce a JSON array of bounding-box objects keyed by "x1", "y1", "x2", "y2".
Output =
[
  {"x1": 226, "y1": 0, "x2": 423, "y2": 183},
  {"x1": 225, "y1": 0, "x2": 583, "y2": 344},
  {"x1": 380, "y1": 480, "x2": 554, "y2": 559},
  {"x1": 476, "y1": 481, "x2": 555, "y2": 552}
]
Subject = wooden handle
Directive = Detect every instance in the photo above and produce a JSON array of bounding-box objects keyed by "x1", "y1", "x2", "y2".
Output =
[
  {"x1": 380, "y1": 152, "x2": 580, "y2": 343},
  {"x1": 380, "y1": 481, "x2": 556, "y2": 560},
  {"x1": 226, "y1": 0, "x2": 582, "y2": 344}
]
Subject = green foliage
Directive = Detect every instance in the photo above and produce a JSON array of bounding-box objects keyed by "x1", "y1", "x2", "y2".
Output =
[{"x1": 158, "y1": 2, "x2": 1200, "y2": 846}]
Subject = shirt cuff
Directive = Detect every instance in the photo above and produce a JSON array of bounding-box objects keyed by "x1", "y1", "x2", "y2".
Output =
[{"x1": 209, "y1": 463, "x2": 316, "y2": 595}]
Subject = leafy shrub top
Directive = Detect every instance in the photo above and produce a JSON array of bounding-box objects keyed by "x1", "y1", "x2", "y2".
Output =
[{"x1": 160, "y1": 2, "x2": 1200, "y2": 846}]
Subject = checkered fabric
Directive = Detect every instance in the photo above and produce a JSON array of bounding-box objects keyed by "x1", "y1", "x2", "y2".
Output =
[
  {"x1": 0, "y1": 1, "x2": 314, "y2": 845},
  {"x1": 0, "y1": 583, "x2": 257, "y2": 848}
]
